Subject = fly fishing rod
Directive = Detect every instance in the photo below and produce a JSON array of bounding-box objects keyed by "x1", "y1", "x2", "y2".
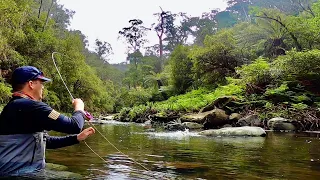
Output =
[{"x1": 51, "y1": 52, "x2": 151, "y2": 172}]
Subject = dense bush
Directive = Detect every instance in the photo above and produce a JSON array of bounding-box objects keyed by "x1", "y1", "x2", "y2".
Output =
[{"x1": 0, "y1": 82, "x2": 11, "y2": 104}]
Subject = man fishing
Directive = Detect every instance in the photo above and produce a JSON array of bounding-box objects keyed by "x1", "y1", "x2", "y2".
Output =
[{"x1": 0, "y1": 66, "x2": 95, "y2": 176}]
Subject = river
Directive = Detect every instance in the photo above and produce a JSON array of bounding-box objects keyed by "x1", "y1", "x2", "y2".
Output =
[{"x1": 46, "y1": 121, "x2": 320, "y2": 179}]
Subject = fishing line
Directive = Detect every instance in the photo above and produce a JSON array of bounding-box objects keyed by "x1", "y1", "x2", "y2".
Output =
[
  {"x1": 51, "y1": 52, "x2": 151, "y2": 172},
  {"x1": 51, "y1": 52, "x2": 74, "y2": 100}
]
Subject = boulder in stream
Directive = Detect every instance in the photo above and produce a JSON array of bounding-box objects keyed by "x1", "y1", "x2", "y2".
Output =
[
  {"x1": 229, "y1": 113, "x2": 242, "y2": 121},
  {"x1": 100, "y1": 115, "x2": 114, "y2": 120},
  {"x1": 181, "y1": 108, "x2": 231, "y2": 129},
  {"x1": 199, "y1": 126, "x2": 266, "y2": 137},
  {"x1": 267, "y1": 117, "x2": 296, "y2": 131},
  {"x1": 164, "y1": 122, "x2": 186, "y2": 131},
  {"x1": 237, "y1": 114, "x2": 263, "y2": 127},
  {"x1": 180, "y1": 110, "x2": 214, "y2": 124}
]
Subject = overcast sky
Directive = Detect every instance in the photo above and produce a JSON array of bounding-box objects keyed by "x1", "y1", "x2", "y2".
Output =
[{"x1": 58, "y1": 0, "x2": 228, "y2": 64}]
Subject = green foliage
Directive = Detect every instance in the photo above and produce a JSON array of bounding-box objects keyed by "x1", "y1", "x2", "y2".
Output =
[
  {"x1": 190, "y1": 30, "x2": 241, "y2": 86},
  {"x1": 127, "y1": 104, "x2": 150, "y2": 120},
  {"x1": 263, "y1": 83, "x2": 291, "y2": 103},
  {"x1": 118, "y1": 19, "x2": 149, "y2": 52},
  {"x1": 94, "y1": 39, "x2": 113, "y2": 62},
  {"x1": 117, "y1": 0, "x2": 320, "y2": 122},
  {"x1": 169, "y1": 45, "x2": 193, "y2": 93},
  {"x1": 232, "y1": 23, "x2": 264, "y2": 59},
  {"x1": 0, "y1": 0, "x2": 115, "y2": 113},
  {"x1": 215, "y1": 11, "x2": 238, "y2": 29},
  {"x1": 272, "y1": 49, "x2": 320, "y2": 81},
  {"x1": 153, "y1": 88, "x2": 211, "y2": 112},
  {"x1": 236, "y1": 58, "x2": 272, "y2": 85},
  {"x1": 4, "y1": 0, "x2": 320, "y2": 118},
  {"x1": 43, "y1": 90, "x2": 61, "y2": 110},
  {"x1": 265, "y1": 83, "x2": 289, "y2": 96},
  {"x1": 158, "y1": 82, "x2": 244, "y2": 113},
  {"x1": 0, "y1": 82, "x2": 11, "y2": 104},
  {"x1": 84, "y1": 50, "x2": 125, "y2": 86},
  {"x1": 291, "y1": 103, "x2": 308, "y2": 110},
  {"x1": 120, "y1": 88, "x2": 153, "y2": 108},
  {"x1": 315, "y1": 101, "x2": 320, "y2": 108},
  {"x1": 120, "y1": 80, "x2": 246, "y2": 121},
  {"x1": 205, "y1": 82, "x2": 245, "y2": 102},
  {"x1": 258, "y1": 105, "x2": 290, "y2": 120},
  {"x1": 292, "y1": 94, "x2": 312, "y2": 103},
  {"x1": 188, "y1": 11, "x2": 217, "y2": 46},
  {"x1": 264, "y1": 102, "x2": 275, "y2": 110}
]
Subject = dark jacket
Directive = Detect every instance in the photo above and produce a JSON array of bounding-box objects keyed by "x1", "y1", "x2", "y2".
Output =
[{"x1": 0, "y1": 96, "x2": 85, "y2": 176}]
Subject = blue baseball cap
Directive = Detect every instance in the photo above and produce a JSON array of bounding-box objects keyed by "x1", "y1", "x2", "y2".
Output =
[{"x1": 11, "y1": 66, "x2": 51, "y2": 85}]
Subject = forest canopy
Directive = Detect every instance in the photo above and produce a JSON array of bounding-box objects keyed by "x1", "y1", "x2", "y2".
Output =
[{"x1": 1, "y1": 0, "x2": 320, "y2": 119}]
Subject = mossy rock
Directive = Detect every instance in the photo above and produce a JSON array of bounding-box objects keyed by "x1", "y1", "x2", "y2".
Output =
[{"x1": 199, "y1": 96, "x2": 237, "y2": 113}]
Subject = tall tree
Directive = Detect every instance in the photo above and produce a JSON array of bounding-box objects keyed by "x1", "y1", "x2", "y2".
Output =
[
  {"x1": 153, "y1": 10, "x2": 191, "y2": 58},
  {"x1": 215, "y1": 11, "x2": 238, "y2": 29},
  {"x1": 253, "y1": 9, "x2": 302, "y2": 52},
  {"x1": 38, "y1": 0, "x2": 75, "y2": 29},
  {"x1": 186, "y1": 10, "x2": 219, "y2": 45},
  {"x1": 42, "y1": 0, "x2": 54, "y2": 32},
  {"x1": 163, "y1": 12, "x2": 191, "y2": 52},
  {"x1": 119, "y1": 19, "x2": 150, "y2": 88},
  {"x1": 226, "y1": 0, "x2": 317, "y2": 20},
  {"x1": 153, "y1": 8, "x2": 167, "y2": 70},
  {"x1": 38, "y1": 0, "x2": 43, "y2": 18},
  {"x1": 118, "y1": 19, "x2": 149, "y2": 52},
  {"x1": 95, "y1": 39, "x2": 113, "y2": 62}
]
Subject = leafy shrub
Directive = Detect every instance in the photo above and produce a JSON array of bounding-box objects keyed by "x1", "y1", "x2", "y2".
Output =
[
  {"x1": 271, "y1": 50, "x2": 320, "y2": 81},
  {"x1": 0, "y1": 82, "x2": 11, "y2": 104},
  {"x1": 121, "y1": 88, "x2": 153, "y2": 107},
  {"x1": 169, "y1": 45, "x2": 193, "y2": 94},
  {"x1": 43, "y1": 90, "x2": 61, "y2": 110},
  {"x1": 236, "y1": 57, "x2": 272, "y2": 86},
  {"x1": 291, "y1": 103, "x2": 308, "y2": 110},
  {"x1": 264, "y1": 83, "x2": 289, "y2": 96}
]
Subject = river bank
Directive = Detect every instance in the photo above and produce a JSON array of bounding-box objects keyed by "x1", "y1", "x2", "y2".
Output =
[{"x1": 100, "y1": 95, "x2": 320, "y2": 135}]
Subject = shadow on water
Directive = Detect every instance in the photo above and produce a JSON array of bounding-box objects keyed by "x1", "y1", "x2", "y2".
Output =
[{"x1": 44, "y1": 122, "x2": 320, "y2": 179}]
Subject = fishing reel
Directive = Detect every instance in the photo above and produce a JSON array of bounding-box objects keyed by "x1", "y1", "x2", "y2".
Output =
[{"x1": 84, "y1": 111, "x2": 93, "y2": 121}]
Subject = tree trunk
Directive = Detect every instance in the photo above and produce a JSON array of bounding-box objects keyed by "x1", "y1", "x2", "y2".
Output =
[
  {"x1": 158, "y1": 11, "x2": 165, "y2": 71},
  {"x1": 158, "y1": 34, "x2": 163, "y2": 65},
  {"x1": 42, "y1": 0, "x2": 54, "y2": 32},
  {"x1": 38, "y1": 0, "x2": 43, "y2": 18}
]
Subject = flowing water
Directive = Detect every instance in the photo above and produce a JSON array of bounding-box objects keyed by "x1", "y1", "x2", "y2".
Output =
[{"x1": 46, "y1": 121, "x2": 320, "y2": 179}]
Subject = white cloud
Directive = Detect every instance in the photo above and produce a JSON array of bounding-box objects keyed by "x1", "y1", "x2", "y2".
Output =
[{"x1": 58, "y1": 0, "x2": 228, "y2": 64}]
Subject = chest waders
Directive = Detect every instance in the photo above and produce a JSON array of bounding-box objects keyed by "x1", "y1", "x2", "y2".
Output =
[{"x1": 0, "y1": 132, "x2": 46, "y2": 176}]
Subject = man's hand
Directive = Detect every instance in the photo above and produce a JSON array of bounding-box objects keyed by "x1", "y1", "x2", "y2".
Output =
[
  {"x1": 72, "y1": 98, "x2": 84, "y2": 112},
  {"x1": 77, "y1": 127, "x2": 95, "y2": 141}
]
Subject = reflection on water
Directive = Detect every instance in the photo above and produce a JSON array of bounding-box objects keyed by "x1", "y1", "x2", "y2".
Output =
[{"x1": 46, "y1": 122, "x2": 320, "y2": 180}]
